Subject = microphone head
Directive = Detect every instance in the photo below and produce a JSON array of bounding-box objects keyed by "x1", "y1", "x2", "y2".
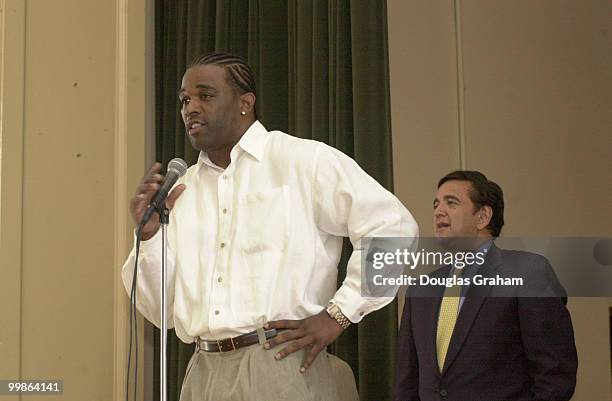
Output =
[{"x1": 167, "y1": 158, "x2": 188, "y2": 177}]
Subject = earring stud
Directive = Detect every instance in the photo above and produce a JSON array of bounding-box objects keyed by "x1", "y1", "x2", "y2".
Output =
[{"x1": 241, "y1": 111, "x2": 246, "y2": 115}]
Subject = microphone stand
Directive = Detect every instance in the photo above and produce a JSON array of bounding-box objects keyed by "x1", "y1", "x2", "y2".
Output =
[{"x1": 159, "y1": 207, "x2": 170, "y2": 401}]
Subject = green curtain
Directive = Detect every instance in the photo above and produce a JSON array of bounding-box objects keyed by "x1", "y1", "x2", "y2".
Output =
[{"x1": 154, "y1": 1, "x2": 396, "y2": 400}]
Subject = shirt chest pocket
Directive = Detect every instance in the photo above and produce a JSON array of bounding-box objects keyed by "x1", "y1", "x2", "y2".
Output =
[{"x1": 237, "y1": 185, "x2": 290, "y2": 254}]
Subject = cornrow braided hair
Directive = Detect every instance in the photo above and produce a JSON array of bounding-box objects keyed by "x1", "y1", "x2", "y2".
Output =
[{"x1": 190, "y1": 53, "x2": 257, "y2": 97}]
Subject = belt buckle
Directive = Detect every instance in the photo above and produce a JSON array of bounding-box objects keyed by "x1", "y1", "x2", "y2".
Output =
[{"x1": 216, "y1": 338, "x2": 237, "y2": 352}]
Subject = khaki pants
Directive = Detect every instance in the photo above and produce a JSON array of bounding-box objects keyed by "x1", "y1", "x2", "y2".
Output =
[{"x1": 179, "y1": 343, "x2": 359, "y2": 401}]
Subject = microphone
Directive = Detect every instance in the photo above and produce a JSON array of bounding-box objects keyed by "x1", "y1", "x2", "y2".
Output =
[{"x1": 140, "y1": 158, "x2": 188, "y2": 228}]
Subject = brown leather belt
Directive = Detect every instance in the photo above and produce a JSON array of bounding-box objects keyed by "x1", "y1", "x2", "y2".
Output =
[{"x1": 195, "y1": 329, "x2": 278, "y2": 353}]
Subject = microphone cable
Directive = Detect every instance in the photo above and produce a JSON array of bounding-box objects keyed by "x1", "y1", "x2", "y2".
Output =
[{"x1": 126, "y1": 223, "x2": 145, "y2": 401}]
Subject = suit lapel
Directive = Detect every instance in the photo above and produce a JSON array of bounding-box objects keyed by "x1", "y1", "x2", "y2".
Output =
[{"x1": 441, "y1": 245, "x2": 503, "y2": 374}]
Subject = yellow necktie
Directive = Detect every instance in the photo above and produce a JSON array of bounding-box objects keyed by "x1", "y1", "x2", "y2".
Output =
[{"x1": 436, "y1": 267, "x2": 463, "y2": 372}]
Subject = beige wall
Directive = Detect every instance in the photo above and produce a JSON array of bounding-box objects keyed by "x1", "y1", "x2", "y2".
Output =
[
  {"x1": 0, "y1": 0, "x2": 152, "y2": 400},
  {"x1": 389, "y1": 0, "x2": 612, "y2": 400},
  {"x1": 1, "y1": 0, "x2": 610, "y2": 399}
]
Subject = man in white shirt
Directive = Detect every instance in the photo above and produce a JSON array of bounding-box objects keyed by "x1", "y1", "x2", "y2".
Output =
[{"x1": 123, "y1": 53, "x2": 418, "y2": 401}]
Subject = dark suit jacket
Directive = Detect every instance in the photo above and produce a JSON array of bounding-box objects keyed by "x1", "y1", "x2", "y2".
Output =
[{"x1": 393, "y1": 245, "x2": 578, "y2": 401}]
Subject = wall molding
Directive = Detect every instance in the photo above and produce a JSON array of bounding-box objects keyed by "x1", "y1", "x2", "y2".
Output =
[
  {"x1": 113, "y1": 0, "x2": 153, "y2": 399},
  {"x1": 453, "y1": 0, "x2": 466, "y2": 169},
  {"x1": 0, "y1": 0, "x2": 26, "y2": 383}
]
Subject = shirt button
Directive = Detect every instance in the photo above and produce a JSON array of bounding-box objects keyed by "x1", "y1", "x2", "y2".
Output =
[
  {"x1": 440, "y1": 389, "x2": 448, "y2": 397},
  {"x1": 222, "y1": 208, "x2": 228, "y2": 214},
  {"x1": 220, "y1": 242, "x2": 226, "y2": 248},
  {"x1": 359, "y1": 311, "x2": 365, "y2": 316},
  {"x1": 217, "y1": 277, "x2": 223, "y2": 283},
  {"x1": 214, "y1": 310, "x2": 220, "y2": 315},
  {"x1": 222, "y1": 174, "x2": 228, "y2": 180}
]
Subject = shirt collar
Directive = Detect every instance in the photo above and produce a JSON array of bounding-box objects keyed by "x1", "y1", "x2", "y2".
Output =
[
  {"x1": 447, "y1": 239, "x2": 494, "y2": 273},
  {"x1": 236, "y1": 120, "x2": 267, "y2": 162},
  {"x1": 470, "y1": 239, "x2": 493, "y2": 271},
  {"x1": 197, "y1": 120, "x2": 268, "y2": 170},
  {"x1": 478, "y1": 239, "x2": 493, "y2": 255}
]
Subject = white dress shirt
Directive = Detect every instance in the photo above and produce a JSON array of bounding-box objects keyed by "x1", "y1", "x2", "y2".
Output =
[{"x1": 122, "y1": 121, "x2": 418, "y2": 342}]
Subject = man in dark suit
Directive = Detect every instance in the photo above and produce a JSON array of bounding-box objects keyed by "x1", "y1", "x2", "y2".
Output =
[{"x1": 394, "y1": 170, "x2": 578, "y2": 401}]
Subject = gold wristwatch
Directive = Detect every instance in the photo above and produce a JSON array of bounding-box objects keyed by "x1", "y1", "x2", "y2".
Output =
[{"x1": 325, "y1": 301, "x2": 351, "y2": 329}]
